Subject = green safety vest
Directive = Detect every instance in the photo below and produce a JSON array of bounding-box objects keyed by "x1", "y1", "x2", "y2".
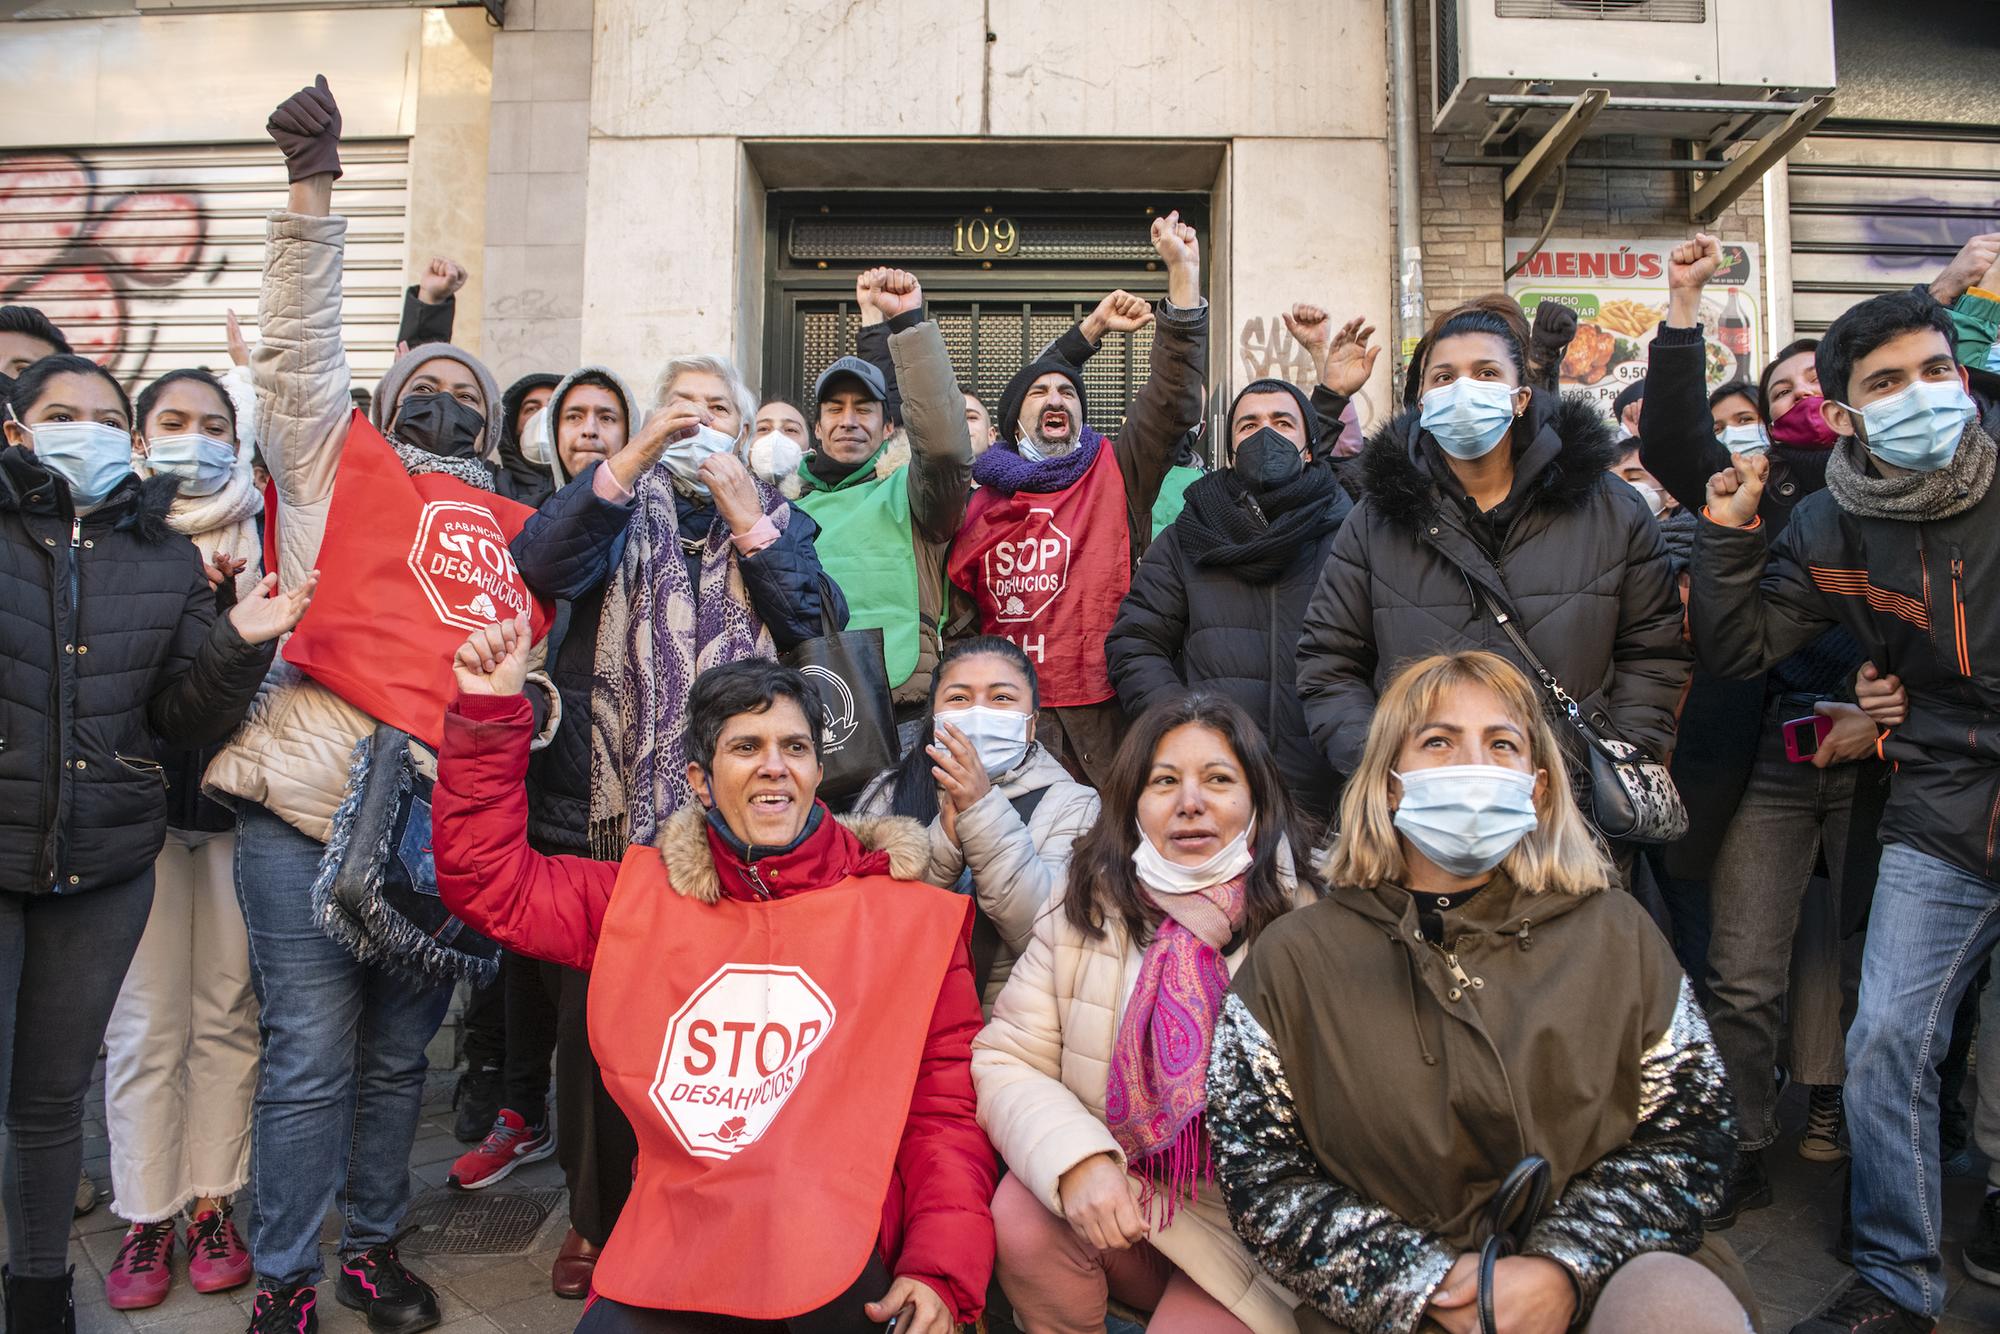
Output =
[
  {"x1": 1150, "y1": 464, "x2": 1203, "y2": 539},
  {"x1": 795, "y1": 449, "x2": 923, "y2": 689}
]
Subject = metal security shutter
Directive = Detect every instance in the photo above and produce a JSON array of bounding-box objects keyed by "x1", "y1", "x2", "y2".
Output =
[
  {"x1": 793, "y1": 299, "x2": 1157, "y2": 438},
  {"x1": 0, "y1": 140, "x2": 411, "y2": 394},
  {"x1": 1787, "y1": 122, "x2": 2000, "y2": 336}
]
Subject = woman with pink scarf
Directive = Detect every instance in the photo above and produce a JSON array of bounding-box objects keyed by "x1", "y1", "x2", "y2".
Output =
[{"x1": 971, "y1": 693, "x2": 1320, "y2": 1334}]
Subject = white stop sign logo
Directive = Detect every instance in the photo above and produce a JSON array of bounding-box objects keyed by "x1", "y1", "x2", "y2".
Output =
[{"x1": 649, "y1": 965, "x2": 838, "y2": 1160}]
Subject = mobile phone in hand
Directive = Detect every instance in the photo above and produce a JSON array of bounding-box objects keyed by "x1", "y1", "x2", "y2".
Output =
[
  {"x1": 882, "y1": 1306, "x2": 915, "y2": 1334},
  {"x1": 1783, "y1": 713, "x2": 1834, "y2": 763}
]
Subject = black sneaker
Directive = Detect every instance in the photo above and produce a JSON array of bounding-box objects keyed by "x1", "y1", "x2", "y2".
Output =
[
  {"x1": 451, "y1": 1064, "x2": 502, "y2": 1143},
  {"x1": 1966, "y1": 1190, "x2": 2000, "y2": 1287},
  {"x1": 335, "y1": 1245, "x2": 439, "y2": 1333},
  {"x1": 1788, "y1": 1275, "x2": 1934, "y2": 1333},
  {"x1": 248, "y1": 1282, "x2": 318, "y2": 1334},
  {"x1": 1704, "y1": 1146, "x2": 1772, "y2": 1230}
]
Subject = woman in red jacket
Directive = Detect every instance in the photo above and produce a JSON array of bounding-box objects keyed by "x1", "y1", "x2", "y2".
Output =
[{"x1": 433, "y1": 617, "x2": 996, "y2": 1334}]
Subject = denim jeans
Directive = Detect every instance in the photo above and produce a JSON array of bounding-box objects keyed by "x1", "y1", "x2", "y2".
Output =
[
  {"x1": 0, "y1": 873, "x2": 156, "y2": 1277},
  {"x1": 1846, "y1": 841, "x2": 2000, "y2": 1316},
  {"x1": 234, "y1": 803, "x2": 454, "y2": 1288},
  {"x1": 1701, "y1": 703, "x2": 1861, "y2": 1150}
]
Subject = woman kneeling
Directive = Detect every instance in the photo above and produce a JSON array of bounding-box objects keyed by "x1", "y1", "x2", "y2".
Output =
[
  {"x1": 1208, "y1": 650, "x2": 1755, "y2": 1334},
  {"x1": 974, "y1": 693, "x2": 1320, "y2": 1334}
]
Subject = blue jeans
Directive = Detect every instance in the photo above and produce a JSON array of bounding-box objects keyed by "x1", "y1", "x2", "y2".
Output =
[
  {"x1": 234, "y1": 803, "x2": 453, "y2": 1288},
  {"x1": 1845, "y1": 841, "x2": 2000, "y2": 1316}
]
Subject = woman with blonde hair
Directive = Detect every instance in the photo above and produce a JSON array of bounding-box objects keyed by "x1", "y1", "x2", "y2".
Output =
[{"x1": 1208, "y1": 651, "x2": 1756, "y2": 1334}]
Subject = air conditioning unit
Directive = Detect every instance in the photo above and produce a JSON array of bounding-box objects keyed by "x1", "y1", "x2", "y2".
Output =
[{"x1": 1431, "y1": 0, "x2": 1836, "y2": 134}]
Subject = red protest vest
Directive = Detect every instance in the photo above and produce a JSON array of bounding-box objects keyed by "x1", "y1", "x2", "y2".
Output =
[
  {"x1": 946, "y1": 443, "x2": 1130, "y2": 707},
  {"x1": 280, "y1": 412, "x2": 551, "y2": 748},
  {"x1": 585, "y1": 847, "x2": 970, "y2": 1317}
]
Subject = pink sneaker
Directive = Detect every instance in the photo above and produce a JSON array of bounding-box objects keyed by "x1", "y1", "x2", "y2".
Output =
[
  {"x1": 104, "y1": 1219, "x2": 175, "y2": 1310},
  {"x1": 185, "y1": 1206, "x2": 253, "y2": 1294},
  {"x1": 446, "y1": 1108, "x2": 554, "y2": 1190}
]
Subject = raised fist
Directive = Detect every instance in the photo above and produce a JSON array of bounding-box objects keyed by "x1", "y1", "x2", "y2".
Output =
[
  {"x1": 1668, "y1": 232, "x2": 1722, "y2": 292},
  {"x1": 452, "y1": 615, "x2": 531, "y2": 698},
  {"x1": 1930, "y1": 232, "x2": 2000, "y2": 306},
  {"x1": 418, "y1": 256, "x2": 468, "y2": 305},
  {"x1": 1149, "y1": 210, "x2": 1199, "y2": 271},
  {"x1": 1704, "y1": 449, "x2": 1767, "y2": 529},
  {"x1": 874, "y1": 268, "x2": 923, "y2": 319},
  {"x1": 266, "y1": 75, "x2": 343, "y2": 182},
  {"x1": 1083, "y1": 290, "x2": 1154, "y2": 343}
]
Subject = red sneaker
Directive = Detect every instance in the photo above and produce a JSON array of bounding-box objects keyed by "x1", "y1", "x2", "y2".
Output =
[
  {"x1": 104, "y1": 1219, "x2": 175, "y2": 1310},
  {"x1": 446, "y1": 1108, "x2": 554, "y2": 1190},
  {"x1": 185, "y1": 1205, "x2": 253, "y2": 1294}
]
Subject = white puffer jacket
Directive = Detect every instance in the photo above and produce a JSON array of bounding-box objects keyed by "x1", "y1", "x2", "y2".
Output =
[
  {"x1": 973, "y1": 869, "x2": 1309, "y2": 1334},
  {"x1": 857, "y1": 742, "x2": 1099, "y2": 1008},
  {"x1": 204, "y1": 212, "x2": 551, "y2": 842}
]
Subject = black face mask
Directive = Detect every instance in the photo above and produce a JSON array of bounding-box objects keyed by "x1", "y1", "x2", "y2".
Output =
[
  {"x1": 1232, "y1": 426, "x2": 1304, "y2": 489},
  {"x1": 393, "y1": 390, "x2": 486, "y2": 459}
]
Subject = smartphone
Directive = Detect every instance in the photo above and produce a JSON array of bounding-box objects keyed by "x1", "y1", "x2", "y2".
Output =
[{"x1": 1783, "y1": 713, "x2": 1834, "y2": 763}]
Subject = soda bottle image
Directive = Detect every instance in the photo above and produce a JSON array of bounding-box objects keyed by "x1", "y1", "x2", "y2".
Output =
[{"x1": 1719, "y1": 287, "x2": 1752, "y2": 382}]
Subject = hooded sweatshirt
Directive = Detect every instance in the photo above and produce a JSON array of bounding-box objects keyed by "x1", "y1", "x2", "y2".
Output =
[
  {"x1": 370, "y1": 340, "x2": 504, "y2": 462},
  {"x1": 498, "y1": 371, "x2": 562, "y2": 505}
]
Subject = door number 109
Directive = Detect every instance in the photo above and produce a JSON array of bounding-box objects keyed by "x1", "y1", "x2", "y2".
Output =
[{"x1": 953, "y1": 217, "x2": 1019, "y2": 257}]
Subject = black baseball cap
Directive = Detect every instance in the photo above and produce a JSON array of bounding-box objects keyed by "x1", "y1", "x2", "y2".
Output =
[{"x1": 813, "y1": 356, "x2": 886, "y2": 404}]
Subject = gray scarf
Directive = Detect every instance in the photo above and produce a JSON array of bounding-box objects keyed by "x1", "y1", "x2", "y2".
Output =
[
  {"x1": 390, "y1": 439, "x2": 495, "y2": 492},
  {"x1": 1824, "y1": 420, "x2": 1995, "y2": 522}
]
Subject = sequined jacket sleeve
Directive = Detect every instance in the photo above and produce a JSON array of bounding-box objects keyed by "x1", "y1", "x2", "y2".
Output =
[
  {"x1": 1521, "y1": 977, "x2": 1734, "y2": 1313},
  {"x1": 1208, "y1": 994, "x2": 1458, "y2": 1334}
]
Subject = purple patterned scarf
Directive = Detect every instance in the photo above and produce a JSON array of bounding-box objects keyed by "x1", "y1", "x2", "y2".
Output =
[
  {"x1": 1104, "y1": 875, "x2": 1247, "y2": 1225},
  {"x1": 970, "y1": 425, "x2": 1104, "y2": 496},
  {"x1": 588, "y1": 469, "x2": 785, "y2": 856}
]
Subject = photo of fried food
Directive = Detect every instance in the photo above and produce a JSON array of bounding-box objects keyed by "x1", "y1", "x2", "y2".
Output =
[
  {"x1": 1563, "y1": 321, "x2": 1618, "y2": 382},
  {"x1": 1597, "y1": 298, "x2": 1665, "y2": 338}
]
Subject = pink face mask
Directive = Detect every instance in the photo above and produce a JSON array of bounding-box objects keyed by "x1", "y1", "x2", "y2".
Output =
[{"x1": 1769, "y1": 395, "x2": 1837, "y2": 449}]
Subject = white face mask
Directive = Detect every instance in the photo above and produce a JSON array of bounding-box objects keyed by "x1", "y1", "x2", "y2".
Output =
[
  {"x1": 661, "y1": 423, "x2": 740, "y2": 492},
  {"x1": 748, "y1": 429, "x2": 804, "y2": 483},
  {"x1": 145, "y1": 432, "x2": 239, "y2": 497},
  {"x1": 1131, "y1": 818, "x2": 1256, "y2": 895},
  {"x1": 1392, "y1": 765, "x2": 1539, "y2": 878},
  {"x1": 15, "y1": 416, "x2": 135, "y2": 505},
  {"x1": 1720, "y1": 422, "x2": 1770, "y2": 457},
  {"x1": 520, "y1": 405, "x2": 553, "y2": 467},
  {"x1": 1015, "y1": 432, "x2": 1047, "y2": 463},
  {"x1": 933, "y1": 705, "x2": 1030, "y2": 778},
  {"x1": 1627, "y1": 478, "x2": 1667, "y2": 518}
]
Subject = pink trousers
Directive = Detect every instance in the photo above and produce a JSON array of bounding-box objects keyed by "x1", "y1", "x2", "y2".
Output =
[{"x1": 991, "y1": 1173, "x2": 1255, "y2": 1334}]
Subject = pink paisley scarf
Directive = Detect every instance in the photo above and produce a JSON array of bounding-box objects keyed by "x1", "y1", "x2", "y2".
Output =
[{"x1": 1103, "y1": 875, "x2": 1246, "y2": 1225}]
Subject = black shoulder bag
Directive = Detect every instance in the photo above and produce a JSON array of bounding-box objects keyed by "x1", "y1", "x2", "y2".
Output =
[
  {"x1": 1476, "y1": 1155, "x2": 1553, "y2": 1334},
  {"x1": 1468, "y1": 582, "x2": 1689, "y2": 845}
]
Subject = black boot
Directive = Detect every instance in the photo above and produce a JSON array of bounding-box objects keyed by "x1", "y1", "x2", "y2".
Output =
[
  {"x1": 1705, "y1": 1146, "x2": 1773, "y2": 1230},
  {"x1": 3, "y1": 1266, "x2": 76, "y2": 1334},
  {"x1": 451, "y1": 1063, "x2": 502, "y2": 1144}
]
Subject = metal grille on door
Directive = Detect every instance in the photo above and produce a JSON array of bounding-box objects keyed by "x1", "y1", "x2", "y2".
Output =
[
  {"x1": 794, "y1": 300, "x2": 1156, "y2": 436},
  {"x1": 0, "y1": 139, "x2": 412, "y2": 395},
  {"x1": 1787, "y1": 123, "x2": 2000, "y2": 336}
]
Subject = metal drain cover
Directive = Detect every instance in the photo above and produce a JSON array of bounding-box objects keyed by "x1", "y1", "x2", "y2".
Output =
[{"x1": 399, "y1": 1187, "x2": 563, "y2": 1256}]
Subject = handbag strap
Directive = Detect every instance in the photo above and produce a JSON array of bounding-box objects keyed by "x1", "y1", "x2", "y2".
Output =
[
  {"x1": 1476, "y1": 1155, "x2": 1552, "y2": 1334},
  {"x1": 1466, "y1": 582, "x2": 1585, "y2": 724}
]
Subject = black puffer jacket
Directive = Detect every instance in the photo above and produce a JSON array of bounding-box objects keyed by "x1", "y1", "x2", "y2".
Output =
[
  {"x1": 0, "y1": 450, "x2": 274, "y2": 893},
  {"x1": 512, "y1": 462, "x2": 848, "y2": 855},
  {"x1": 1105, "y1": 468, "x2": 1352, "y2": 823},
  {"x1": 1297, "y1": 391, "x2": 1689, "y2": 777}
]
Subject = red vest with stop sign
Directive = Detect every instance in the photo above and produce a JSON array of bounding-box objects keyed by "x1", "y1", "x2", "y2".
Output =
[
  {"x1": 947, "y1": 443, "x2": 1131, "y2": 707},
  {"x1": 584, "y1": 848, "x2": 969, "y2": 1317}
]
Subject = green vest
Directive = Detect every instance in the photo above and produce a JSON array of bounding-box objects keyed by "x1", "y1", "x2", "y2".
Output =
[
  {"x1": 795, "y1": 450, "x2": 922, "y2": 689},
  {"x1": 1150, "y1": 464, "x2": 1203, "y2": 539}
]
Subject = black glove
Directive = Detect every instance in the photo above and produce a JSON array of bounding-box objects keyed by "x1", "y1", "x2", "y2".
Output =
[
  {"x1": 1529, "y1": 301, "x2": 1577, "y2": 387},
  {"x1": 266, "y1": 75, "x2": 343, "y2": 183}
]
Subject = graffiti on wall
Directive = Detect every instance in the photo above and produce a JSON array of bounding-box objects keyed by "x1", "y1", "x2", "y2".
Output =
[
  {"x1": 0, "y1": 152, "x2": 214, "y2": 385},
  {"x1": 1237, "y1": 314, "x2": 1322, "y2": 388},
  {"x1": 1861, "y1": 199, "x2": 2000, "y2": 271}
]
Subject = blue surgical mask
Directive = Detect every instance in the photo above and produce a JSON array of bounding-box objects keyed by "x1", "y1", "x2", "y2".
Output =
[
  {"x1": 145, "y1": 432, "x2": 239, "y2": 497},
  {"x1": 1847, "y1": 378, "x2": 1977, "y2": 474},
  {"x1": 1720, "y1": 422, "x2": 1770, "y2": 457},
  {"x1": 1985, "y1": 341, "x2": 2000, "y2": 374},
  {"x1": 1419, "y1": 378, "x2": 1518, "y2": 460},
  {"x1": 932, "y1": 705, "x2": 1030, "y2": 778},
  {"x1": 661, "y1": 424, "x2": 740, "y2": 493},
  {"x1": 1392, "y1": 765, "x2": 1539, "y2": 877},
  {"x1": 14, "y1": 415, "x2": 134, "y2": 506}
]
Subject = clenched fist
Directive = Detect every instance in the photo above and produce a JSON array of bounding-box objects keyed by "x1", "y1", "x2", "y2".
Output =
[{"x1": 452, "y1": 614, "x2": 532, "y2": 697}]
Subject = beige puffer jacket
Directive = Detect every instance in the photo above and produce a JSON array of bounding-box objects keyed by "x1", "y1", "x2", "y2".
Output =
[
  {"x1": 973, "y1": 870, "x2": 1308, "y2": 1334},
  {"x1": 857, "y1": 742, "x2": 1099, "y2": 1009},
  {"x1": 204, "y1": 212, "x2": 551, "y2": 842}
]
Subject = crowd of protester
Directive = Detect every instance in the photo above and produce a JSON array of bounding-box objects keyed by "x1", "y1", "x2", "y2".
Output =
[{"x1": 4, "y1": 72, "x2": 2000, "y2": 1334}]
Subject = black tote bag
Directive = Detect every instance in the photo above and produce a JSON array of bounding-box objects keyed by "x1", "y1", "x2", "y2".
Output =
[{"x1": 782, "y1": 622, "x2": 899, "y2": 799}]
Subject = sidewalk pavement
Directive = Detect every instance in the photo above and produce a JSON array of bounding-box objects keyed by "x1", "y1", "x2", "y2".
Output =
[{"x1": 33, "y1": 1066, "x2": 2000, "y2": 1333}]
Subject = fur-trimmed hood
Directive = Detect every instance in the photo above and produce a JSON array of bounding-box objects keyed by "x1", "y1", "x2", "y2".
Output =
[
  {"x1": 654, "y1": 803, "x2": 930, "y2": 904},
  {"x1": 1359, "y1": 389, "x2": 1619, "y2": 531}
]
